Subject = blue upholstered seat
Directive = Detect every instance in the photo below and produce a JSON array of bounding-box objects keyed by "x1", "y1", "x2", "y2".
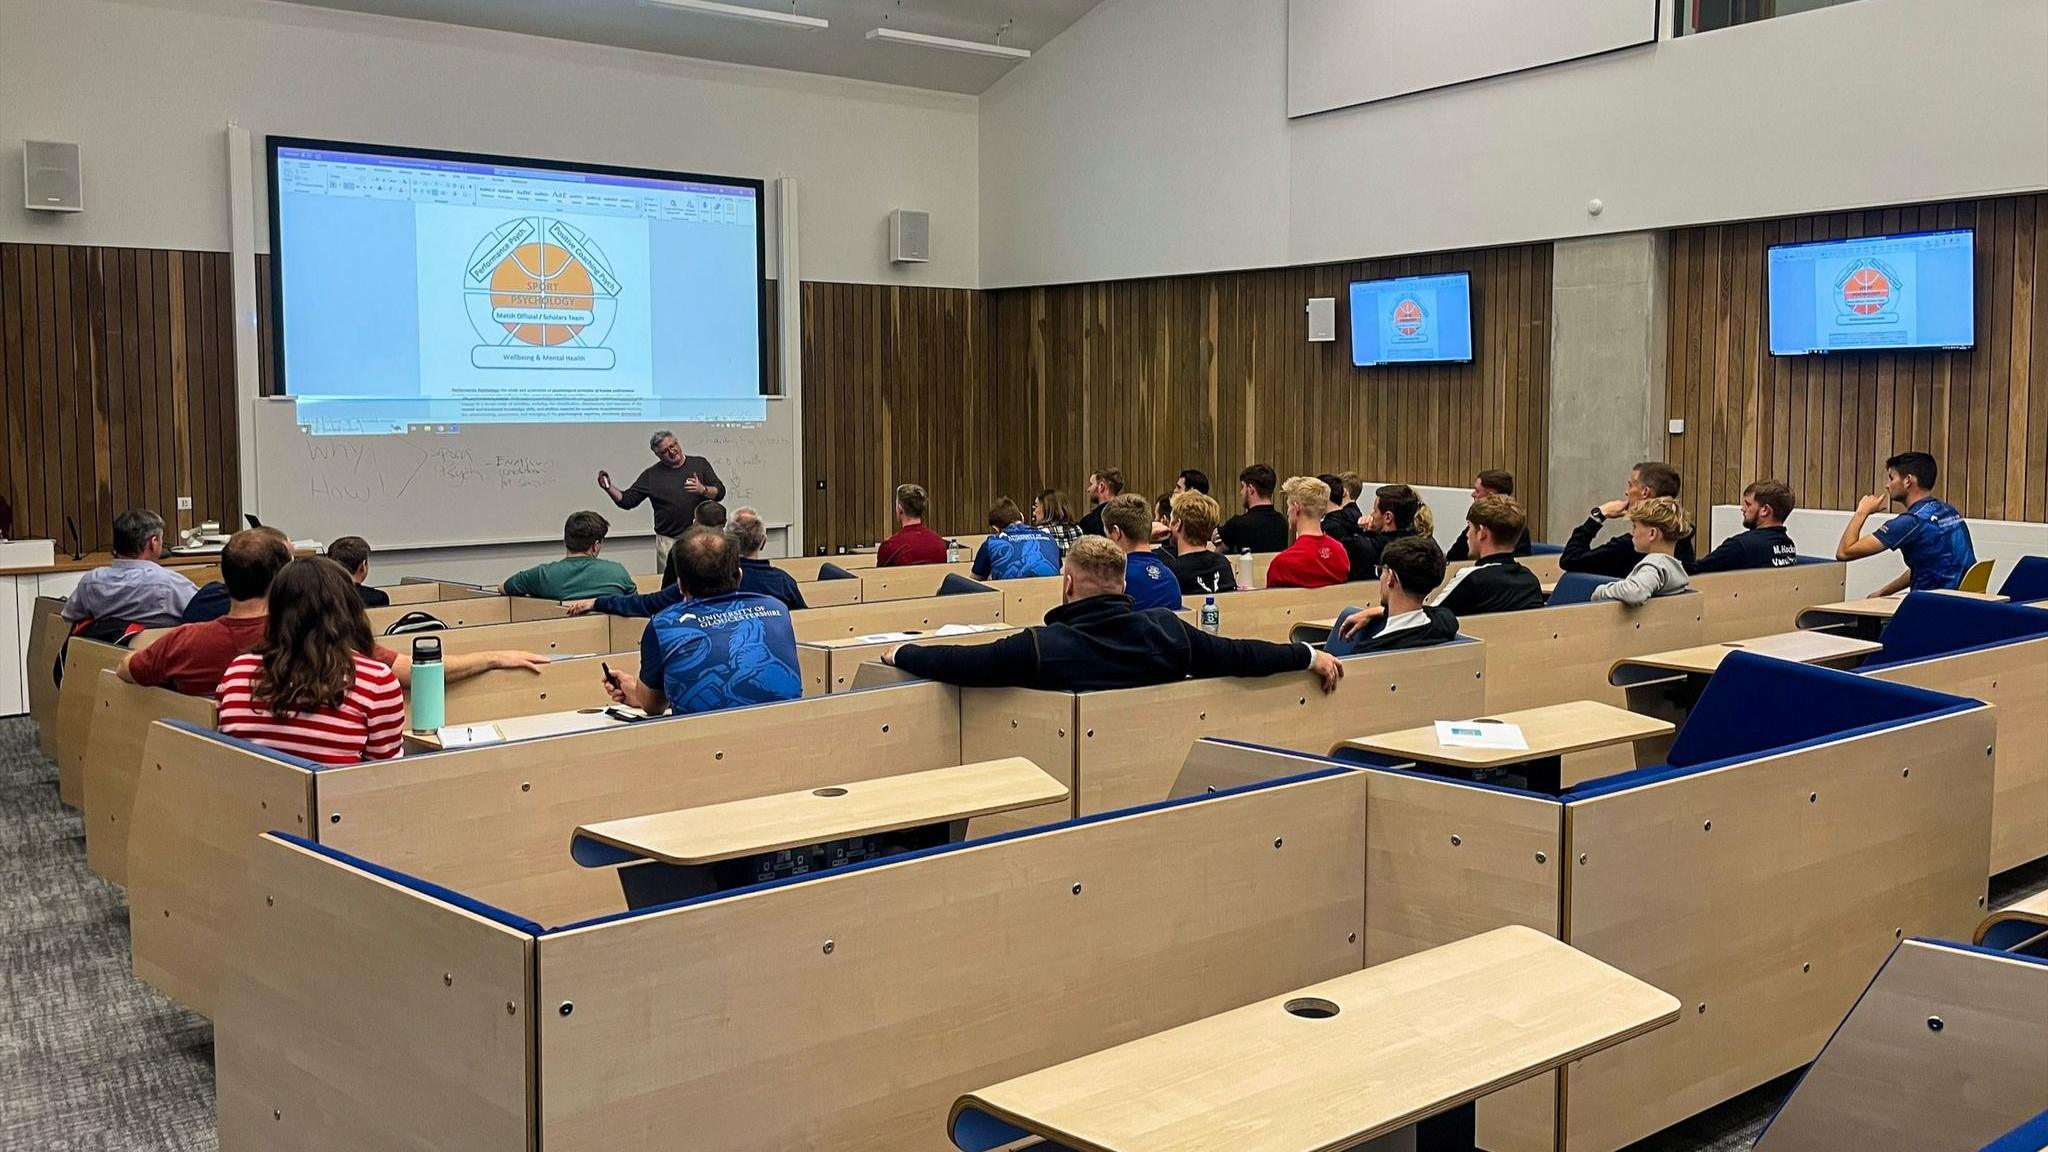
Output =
[
  {"x1": 1545, "y1": 572, "x2": 1608, "y2": 606},
  {"x1": 1859, "y1": 591, "x2": 2048, "y2": 670},
  {"x1": 1565, "y1": 652, "x2": 1978, "y2": 799},
  {"x1": 1996, "y1": 555, "x2": 2048, "y2": 602}
]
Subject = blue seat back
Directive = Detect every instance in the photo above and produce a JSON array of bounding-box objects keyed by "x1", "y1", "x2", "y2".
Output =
[
  {"x1": 1665, "y1": 651, "x2": 1970, "y2": 768},
  {"x1": 1863, "y1": 591, "x2": 2048, "y2": 669},
  {"x1": 1528, "y1": 542, "x2": 1564, "y2": 556},
  {"x1": 938, "y1": 573, "x2": 993, "y2": 596},
  {"x1": 1547, "y1": 571, "x2": 1608, "y2": 606},
  {"x1": 1997, "y1": 555, "x2": 2048, "y2": 602}
]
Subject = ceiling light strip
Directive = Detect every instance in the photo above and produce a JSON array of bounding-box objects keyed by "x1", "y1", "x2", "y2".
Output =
[
  {"x1": 864, "y1": 27, "x2": 1032, "y2": 60},
  {"x1": 641, "y1": 0, "x2": 829, "y2": 31}
]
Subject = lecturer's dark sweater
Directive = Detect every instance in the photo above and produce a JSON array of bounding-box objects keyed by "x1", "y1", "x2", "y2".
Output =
[{"x1": 891, "y1": 593, "x2": 1311, "y2": 692}]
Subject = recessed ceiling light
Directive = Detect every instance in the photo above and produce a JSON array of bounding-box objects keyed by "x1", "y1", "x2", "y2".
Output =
[
  {"x1": 864, "y1": 27, "x2": 1032, "y2": 60},
  {"x1": 641, "y1": 0, "x2": 829, "y2": 31}
]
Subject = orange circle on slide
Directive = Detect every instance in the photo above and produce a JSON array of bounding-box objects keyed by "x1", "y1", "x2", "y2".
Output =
[{"x1": 489, "y1": 242, "x2": 594, "y2": 346}]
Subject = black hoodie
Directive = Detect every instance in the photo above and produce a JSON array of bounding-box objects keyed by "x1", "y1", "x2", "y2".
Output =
[
  {"x1": 1688, "y1": 525, "x2": 1797, "y2": 574},
  {"x1": 891, "y1": 593, "x2": 1308, "y2": 692},
  {"x1": 1160, "y1": 548, "x2": 1238, "y2": 595},
  {"x1": 1350, "y1": 604, "x2": 1462, "y2": 653}
]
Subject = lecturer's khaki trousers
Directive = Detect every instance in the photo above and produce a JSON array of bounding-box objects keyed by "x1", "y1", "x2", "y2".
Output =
[{"x1": 654, "y1": 533, "x2": 683, "y2": 575}]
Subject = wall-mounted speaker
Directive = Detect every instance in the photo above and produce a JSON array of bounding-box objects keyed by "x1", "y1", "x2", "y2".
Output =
[
  {"x1": 1306, "y1": 297, "x2": 1337, "y2": 343},
  {"x1": 889, "y1": 209, "x2": 930, "y2": 264},
  {"x1": 24, "y1": 141, "x2": 83, "y2": 213}
]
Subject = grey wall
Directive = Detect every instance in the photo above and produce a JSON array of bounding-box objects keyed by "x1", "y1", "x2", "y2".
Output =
[{"x1": 1545, "y1": 232, "x2": 1669, "y2": 542}]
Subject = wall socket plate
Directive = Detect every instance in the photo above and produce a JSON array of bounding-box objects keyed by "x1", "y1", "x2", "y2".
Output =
[
  {"x1": 1668, "y1": 419, "x2": 1686, "y2": 435},
  {"x1": 177, "y1": 496, "x2": 193, "y2": 510}
]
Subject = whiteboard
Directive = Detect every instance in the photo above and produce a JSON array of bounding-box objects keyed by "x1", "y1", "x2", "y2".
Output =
[
  {"x1": 251, "y1": 400, "x2": 797, "y2": 549},
  {"x1": 1288, "y1": 0, "x2": 1658, "y2": 117}
]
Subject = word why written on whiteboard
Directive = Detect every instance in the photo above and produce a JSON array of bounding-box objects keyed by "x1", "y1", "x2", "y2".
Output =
[{"x1": 304, "y1": 440, "x2": 558, "y2": 505}]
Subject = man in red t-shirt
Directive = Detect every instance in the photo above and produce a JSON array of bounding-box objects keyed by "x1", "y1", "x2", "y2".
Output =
[
  {"x1": 1265, "y1": 476, "x2": 1350, "y2": 589},
  {"x1": 120, "y1": 529, "x2": 293, "y2": 696},
  {"x1": 877, "y1": 483, "x2": 949, "y2": 567}
]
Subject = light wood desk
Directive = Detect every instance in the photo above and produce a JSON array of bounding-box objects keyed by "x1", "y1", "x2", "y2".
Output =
[
  {"x1": 401, "y1": 706, "x2": 639, "y2": 752},
  {"x1": 1331, "y1": 700, "x2": 1673, "y2": 793},
  {"x1": 571, "y1": 759, "x2": 1066, "y2": 907},
  {"x1": 1797, "y1": 590, "x2": 2009, "y2": 638},
  {"x1": 948, "y1": 925, "x2": 1680, "y2": 1152}
]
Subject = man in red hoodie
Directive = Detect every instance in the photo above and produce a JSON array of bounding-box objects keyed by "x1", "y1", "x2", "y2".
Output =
[
  {"x1": 878, "y1": 483, "x2": 949, "y2": 567},
  {"x1": 1265, "y1": 476, "x2": 1351, "y2": 588}
]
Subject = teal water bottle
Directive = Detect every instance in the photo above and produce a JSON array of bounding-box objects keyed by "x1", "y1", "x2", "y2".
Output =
[{"x1": 409, "y1": 635, "x2": 445, "y2": 733}]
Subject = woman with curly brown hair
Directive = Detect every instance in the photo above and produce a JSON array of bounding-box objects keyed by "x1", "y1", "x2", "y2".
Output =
[{"x1": 216, "y1": 557, "x2": 406, "y2": 764}]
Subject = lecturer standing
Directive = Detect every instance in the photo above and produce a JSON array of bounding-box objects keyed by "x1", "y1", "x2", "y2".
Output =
[{"x1": 599, "y1": 430, "x2": 725, "y2": 572}]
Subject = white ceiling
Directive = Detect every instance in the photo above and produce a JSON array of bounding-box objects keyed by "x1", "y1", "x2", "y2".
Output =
[{"x1": 276, "y1": 0, "x2": 1108, "y2": 94}]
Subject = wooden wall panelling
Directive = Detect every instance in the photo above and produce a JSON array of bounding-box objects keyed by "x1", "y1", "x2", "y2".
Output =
[
  {"x1": 0, "y1": 243, "x2": 240, "y2": 552},
  {"x1": 1666, "y1": 194, "x2": 2048, "y2": 540}
]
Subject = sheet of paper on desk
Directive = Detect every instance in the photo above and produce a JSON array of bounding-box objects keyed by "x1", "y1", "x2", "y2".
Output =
[
  {"x1": 853, "y1": 630, "x2": 925, "y2": 643},
  {"x1": 437, "y1": 723, "x2": 505, "y2": 748},
  {"x1": 931, "y1": 623, "x2": 1005, "y2": 636},
  {"x1": 1435, "y1": 720, "x2": 1529, "y2": 751}
]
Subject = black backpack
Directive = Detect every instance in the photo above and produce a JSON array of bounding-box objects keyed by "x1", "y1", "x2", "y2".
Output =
[{"x1": 382, "y1": 611, "x2": 446, "y2": 637}]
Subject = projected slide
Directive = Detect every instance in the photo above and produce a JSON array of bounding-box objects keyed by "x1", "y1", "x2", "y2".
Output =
[
  {"x1": 1350, "y1": 273, "x2": 1474, "y2": 367},
  {"x1": 1767, "y1": 230, "x2": 1975, "y2": 355},
  {"x1": 270, "y1": 139, "x2": 764, "y2": 433}
]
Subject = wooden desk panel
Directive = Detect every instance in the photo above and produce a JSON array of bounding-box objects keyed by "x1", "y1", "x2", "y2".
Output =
[
  {"x1": 951, "y1": 927, "x2": 1678, "y2": 1152},
  {"x1": 574, "y1": 759, "x2": 1067, "y2": 866},
  {"x1": 367, "y1": 597, "x2": 512, "y2": 631},
  {"x1": 857, "y1": 562, "x2": 982, "y2": 602},
  {"x1": 1334, "y1": 700, "x2": 1673, "y2": 770},
  {"x1": 771, "y1": 553, "x2": 877, "y2": 581},
  {"x1": 1610, "y1": 631, "x2": 1881, "y2": 681}
]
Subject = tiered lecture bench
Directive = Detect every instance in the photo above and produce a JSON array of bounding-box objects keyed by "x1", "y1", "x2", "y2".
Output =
[
  {"x1": 570, "y1": 758, "x2": 1068, "y2": 908},
  {"x1": 399, "y1": 705, "x2": 643, "y2": 752},
  {"x1": 1797, "y1": 589, "x2": 2009, "y2": 638},
  {"x1": 1609, "y1": 630, "x2": 1884, "y2": 755},
  {"x1": 1329, "y1": 699, "x2": 1673, "y2": 793},
  {"x1": 948, "y1": 926, "x2": 1680, "y2": 1152}
]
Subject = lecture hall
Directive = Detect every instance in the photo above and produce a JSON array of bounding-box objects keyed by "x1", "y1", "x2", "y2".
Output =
[{"x1": 4, "y1": 0, "x2": 2048, "y2": 1148}]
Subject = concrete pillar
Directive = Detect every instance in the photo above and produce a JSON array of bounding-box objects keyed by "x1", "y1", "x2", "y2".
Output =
[{"x1": 1545, "y1": 232, "x2": 1669, "y2": 542}]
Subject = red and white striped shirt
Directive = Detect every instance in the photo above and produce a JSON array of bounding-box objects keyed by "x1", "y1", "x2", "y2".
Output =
[{"x1": 216, "y1": 652, "x2": 405, "y2": 765}]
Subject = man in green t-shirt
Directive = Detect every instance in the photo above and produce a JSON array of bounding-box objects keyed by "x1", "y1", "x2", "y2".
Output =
[{"x1": 502, "y1": 511, "x2": 638, "y2": 602}]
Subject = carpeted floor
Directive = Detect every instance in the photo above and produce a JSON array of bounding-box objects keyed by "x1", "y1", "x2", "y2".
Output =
[{"x1": 1, "y1": 713, "x2": 2043, "y2": 1151}]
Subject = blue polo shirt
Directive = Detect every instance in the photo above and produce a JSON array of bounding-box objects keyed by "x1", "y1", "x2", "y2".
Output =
[
  {"x1": 1873, "y1": 496, "x2": 1976, "y2": 591},
  {"x1": 1124, "y1": 551, "x2": 1184, "y2": 612},
  {"x1": 972, "y1": 524, "x2": 1062, "y2": 580},
  {"x1": 638, "y1": 591, "x2": 802, "y2": 716}
]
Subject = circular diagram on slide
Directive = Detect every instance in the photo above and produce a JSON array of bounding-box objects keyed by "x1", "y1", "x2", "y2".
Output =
[{"x1": 463, "y1": 217, "x2": 621, "y2": 365}]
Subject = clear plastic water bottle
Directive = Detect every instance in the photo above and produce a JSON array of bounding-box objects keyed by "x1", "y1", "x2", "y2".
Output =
[
  {"x1": 1200, "y1": 595, "x2": 1220, "y2": 635},
  {"x1": 1238, "y1": 548, "x2": 1254, "y2": 589},
  {"x1": 947, "y1": 539, "x2": 962, "y2": 564}
]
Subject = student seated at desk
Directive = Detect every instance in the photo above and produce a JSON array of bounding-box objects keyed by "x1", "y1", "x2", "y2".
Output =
[
  {"x1": 1265, "y1": 476, "x2": 1350, "y2": 589},
  {"x1": 181, "y1": 525, "x2": 292, "y2": 623},
  {"x1": 972, "y1": 497, "x2": 1061, "y2": 580},
  {"x1": 502, "y1": 512, "x2": 637, "y2": 601},
  {"x1": 603, "y1": 528, "x2": 802, "y2": 717},
  {"x1": 216, "y1": 558, "x2": 406, "y2": 765},
  {"x1": 1031, "y1": 489, "x2": 1083, "y2": 555},
  {"x1": 693, "y1": 500, "x2": 727, "y2": 529},
  {"x1": 1590, "y1": 498, "x2": 1692, "y2": 605},
  {"x1": 1337, "y1": 484, "x2": 1423, "y2": 582},
  {"x1": 1429, "y1": 496, "x2": 1545, "y2": 616},
  {"x1": 121, "y1": 528, "x2": 291, "y2": 696},
  {"x1": 1104, "y1": 494, "x2": 1184, "y2": 611},
  {"x1": 1334, "y1": 536, "x2": 1462, "y2": 652},
  {"x1": 565, "y1": 508, "x2": 806, "y2": 617},
  {"x1": 1835, "y1": 451, "x2": 1977, "y2": 595},
  {"x1": 326, "y1": 536, "x2": 390, "y2": 608},
  {"x1": 884, "y1": 537, "x2": 1342, "y2": 693},
  {"x1": 1689, "y1": 480, "x2": 1798, "y2": 573},
  {"x1": 1159, "y1": 491, "x2": 1236, "y2": 595},
  {"x1": 1219, "y1": 464, "x2": 1289, "y2": 554},
  {"x1": 878, "y1": 483, "x2": 948, "y2": 567},
  {"x1": 1446, "y1": 470, "x2": 1533, "y2": 560},
  {"x1": 1562, "y1": 461, "x2": 1697, "y2": 576},
  {"x1": 62, "y1": 509, "x2": 196, "y2": 629}
]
